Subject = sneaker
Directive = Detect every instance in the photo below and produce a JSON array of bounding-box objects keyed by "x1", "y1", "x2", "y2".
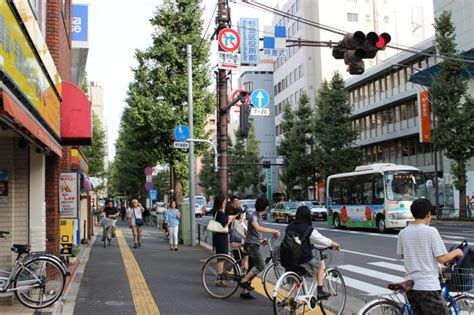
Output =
[
  {"x1": 238, "y1": 281, "x2": 255, "y2": 291},
  {"x1": 133, "y1": 244, "x2": 138, "y2": 248},
  {"x1": 317, "y1": 289, "x2": 330, "y2": 300},
  {"x1": 240, "y1": 292, "x2": 256, "y2": 300},
  {"x1": 174, "y1": 248, "x2": 178, "y2": 251}
]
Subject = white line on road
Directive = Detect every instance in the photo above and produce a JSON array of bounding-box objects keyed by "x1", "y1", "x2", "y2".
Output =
[
  {"x1": 368, "y1": 262, "x2": 405, "y2": 272},
  {"x1": 441, "y1": 235, "x2": 468, "y2": 239},
  {"x1": 339, "y1": 265, "x2": 404, "y2": 283},
  {"x1": 340, "y1": 249, "x2": 401, "y2": 261},
  {"x1": 342, "y1": 276, "x2": 392, "y2": 295}
]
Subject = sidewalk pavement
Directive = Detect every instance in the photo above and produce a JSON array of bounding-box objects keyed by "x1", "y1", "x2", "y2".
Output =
[{"x1": 72, "y1": 221, "x2": 276, "y2": 315}]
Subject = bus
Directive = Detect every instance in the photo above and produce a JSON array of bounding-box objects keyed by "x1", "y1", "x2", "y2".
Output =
[{"x1": 326, "y1": 163, "x2": 428, "y2": 232}]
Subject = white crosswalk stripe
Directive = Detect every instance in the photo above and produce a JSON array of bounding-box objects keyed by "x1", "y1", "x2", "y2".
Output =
[
  {"x1": 338, "y1": 265, "x2": 404, "y2": 283},
  {"x1": 368, "y1": 261, "x2": 406, "y2": 272}
]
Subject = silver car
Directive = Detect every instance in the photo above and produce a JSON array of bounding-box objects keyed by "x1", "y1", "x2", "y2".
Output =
[{"x1": 302, "y1": 201, "x2": 328, "y2": 221}]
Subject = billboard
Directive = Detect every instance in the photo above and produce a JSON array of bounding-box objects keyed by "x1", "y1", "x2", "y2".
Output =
[
  {"x1": 59, "y1": 173, "x2": 79, "y2": 218},
  {"x1": 72, "y1": 4, "x2": 88, "y2": 47}
]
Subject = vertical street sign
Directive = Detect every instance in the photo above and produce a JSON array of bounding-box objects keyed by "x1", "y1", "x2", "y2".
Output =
[
  {"x1": 266, "y1": 168, "x2": 272, "y2": 202},
  {"x1": 150, "y1": 189, "x2": 158, "y2": 201},
  {"x1": 239, "y1": 18, "x2": 259, "y2": 65}
]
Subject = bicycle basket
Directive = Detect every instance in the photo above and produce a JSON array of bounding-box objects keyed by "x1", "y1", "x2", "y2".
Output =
[
  {"x1": 101, "y1": 218, "x2": 115, "y2": 227},
  {"x1": 443, "y1": 267, "x2": 474, "y2": 292}
]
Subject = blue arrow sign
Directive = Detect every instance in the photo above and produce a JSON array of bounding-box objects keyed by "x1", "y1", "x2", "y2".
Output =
[
  {"x1": 251, "y1": 89, "x2": 270, "y2": 108},
  {"x1": 174, "y1": 125, "x2": 190, "y2": 142}
]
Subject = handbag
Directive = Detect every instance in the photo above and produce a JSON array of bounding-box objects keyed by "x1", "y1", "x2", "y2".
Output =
[
  {"x1": 133, "y1": 208, "x2": 144, "y2": 226},
  {"x1": 229, "y1": 222, "x2": 242, "y2": 243},
  {"x1": 207, "y1": 212, "x2": 228, "y2": 233}
]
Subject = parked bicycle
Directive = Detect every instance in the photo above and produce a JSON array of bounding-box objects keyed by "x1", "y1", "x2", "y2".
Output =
[
  {"x1": 358, "y1": 266, "x2": 474, "y2": 314},
  {"x1": 272, "y1": 247, "x2": 346, "y2": 315},
  {"x1": 102, "y1": 217, "x2": 115, "y2": 247},
  {"x1": 0, "y1": 231, "x2": 67, "y2": 309}
]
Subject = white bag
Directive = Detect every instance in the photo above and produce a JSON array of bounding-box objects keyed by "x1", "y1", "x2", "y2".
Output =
[{"x1": 207, "y1": 212, "x2": 228, "y2": 233}]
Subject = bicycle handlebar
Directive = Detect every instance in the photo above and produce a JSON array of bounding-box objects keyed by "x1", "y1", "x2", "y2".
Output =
[{"x1": 0, "y1": 231, "x2": 10, "y2": 239}]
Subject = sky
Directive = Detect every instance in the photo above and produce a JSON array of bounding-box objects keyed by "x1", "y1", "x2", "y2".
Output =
[{"x1": 86, "y1": 1, "x2": 274, "y2": 161}]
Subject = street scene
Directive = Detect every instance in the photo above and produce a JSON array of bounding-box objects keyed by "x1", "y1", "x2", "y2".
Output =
[{"x1": 0, "y1": 0, "x2": 473, "y2": 315}]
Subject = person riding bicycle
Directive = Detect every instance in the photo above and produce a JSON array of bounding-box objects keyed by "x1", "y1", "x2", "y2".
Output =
[
  {"x1": 101, "y1": 200, "x2": 119, "y2": 240},
  {"x1": 285, "y1": 205, "x2": 340, "y2": 300},
  {"x1": 238, "y1": 196, "x2": 280, "y2": 300},
  {"x1": 397, "y1": 198, "x2": 464, "y2": 315}
]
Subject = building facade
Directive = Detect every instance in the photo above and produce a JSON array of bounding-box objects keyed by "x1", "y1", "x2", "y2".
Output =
[{"x1": 87, "y1": 81, "x2": 109, "y2": 170}]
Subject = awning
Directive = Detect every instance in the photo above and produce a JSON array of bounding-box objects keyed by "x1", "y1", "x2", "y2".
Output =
[
  {"x1": 1, "y1": 91, "x2": 62, "y2": 156},
  {"x1": 60, "y1": 81, "x2": 92, "y2": 145},
  {"x1": 409, "y1": 49, "x2": 474, "y2": 87}
]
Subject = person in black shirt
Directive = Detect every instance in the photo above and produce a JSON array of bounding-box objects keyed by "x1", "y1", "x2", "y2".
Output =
[
  {"x1": 101, "y1": 200, "x2": 119, "y2": 240},
  {"x1": 225, "y1": 196, "x2": 240, "y2": 216}
]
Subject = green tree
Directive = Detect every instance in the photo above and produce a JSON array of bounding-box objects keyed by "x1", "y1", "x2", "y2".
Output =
[
  {"x1": 110, "y1": 0, "x2": 213, "y2": 203},
  {"x1": 313, "y1": 72, "x2": 361, "y2": 180},
  {"x1": 83, "y1": 112, "x2": 105, "y2": 176},
  {"x1": 277, "y1": 95, "x2": 315, "y2": 200},
  {"x1": 198, "y1": 150, "x2": 219, "y2": 199},
  {"x1": 431, "y1": 11, "x2": 474, "y2": 218},
  {"x1": 228, "y1": 125, "x2": 260, "y2": 197}
]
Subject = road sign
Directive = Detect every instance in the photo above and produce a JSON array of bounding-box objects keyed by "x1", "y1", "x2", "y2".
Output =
[
  {"x1": 217, "y1": 52, "x2": 240, "y2": 70},
  {"x1": 174, "y1": 125, "x2": 190, "y2": 142},
  {"x1": 144, "y1": 167, "x2": 153, "y2": 176},
  {"x1": 218, "y1": 28, "x2": 241, "y2": 52},
  {"x1": 145, "y1": 175, "x2": 152, "y2": 182},
  {"x1": 251, "y1": 89, "x2": 270, "y2": 108},
  {"x1": 145, "y1": 182, "x2": 153, "y2": 191},
  {"x1": 173, "y1": 141, "x2": 189, "y2": 149},
  {"x1": 239, "y1": 18, "x2": 259, "y2": 64},
  {"x1": 251, "y1": 108, "x2": 270, "y2": 116},
  {"x1": 150, "y1": 189, "x2": 157, "y2": 200}
]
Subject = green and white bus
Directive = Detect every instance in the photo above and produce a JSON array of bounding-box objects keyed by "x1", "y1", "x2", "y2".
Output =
[{"x1": 326, "y1": 163, "x2": 428, "y2": 233}]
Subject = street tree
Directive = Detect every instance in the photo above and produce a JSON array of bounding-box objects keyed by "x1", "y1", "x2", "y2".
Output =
[
  {"x1": 313, "y1": 72, "x2": 361, "y2": 180},
  {"x1": 110, "y1": 0, "x2": 213, "y2": 203},
  {"x1": 228, "y1": 125, "x2": 260, "y2": 197},
  {"x1": 277, "y1": 94, "x2": 315, "y2": 200},
  {"x1": 431, "y1": 11, "x2": 474, "y2": 218},
  {"x1": 83, "y1": 112, "x2": 105, "y2": 177},
  {"x1": 198, "y1": 150, "x2": 219, "y2": 200}
]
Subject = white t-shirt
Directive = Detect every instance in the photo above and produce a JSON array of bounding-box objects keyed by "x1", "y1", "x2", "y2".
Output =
[
  {"x1": 127, "y1": 207, "x2": 143, "y2": 225},
  {"x1": 397, "y1": 223, "x2": 447, "y2": 290}
]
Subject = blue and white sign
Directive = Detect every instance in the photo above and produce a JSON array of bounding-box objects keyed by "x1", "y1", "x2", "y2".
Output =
[
  {"x1": 174, "y1": 125, "x2": 190, "y2": 142},
  {"x1": 251, "y1": 89, "x2": 270, "y2": 108},
  {"x1": 263, "y1": 25, "x2": 286, "y2": 57},
  {"x1": 72, "y1": 4, "x2": 88, "y2": 47},
  {"x1": 150, "y1": 189, "x2": 158, "y2": 201},
  {"x1": 239, "y1": 18, "x2": 259, "y2": 65}
]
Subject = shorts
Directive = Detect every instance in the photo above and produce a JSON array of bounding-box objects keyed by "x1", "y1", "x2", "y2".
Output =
[
  {"x1": 406, "y1": 290, "x2": 449, "y2": 315},
  {"x1": 244, "y1": 244, "x2": 265, "y2": 273},
  {"x1": 297, "y1": 255, "x2": 322, "y2": 278}
]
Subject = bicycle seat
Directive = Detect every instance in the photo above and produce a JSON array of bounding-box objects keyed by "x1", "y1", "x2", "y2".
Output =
[
  {"x1": 387, "y1": 280, "x2": 414, "y2": 292},
  {"x1": 11, "y1": 244, "x2": 31, "y2": 254}
]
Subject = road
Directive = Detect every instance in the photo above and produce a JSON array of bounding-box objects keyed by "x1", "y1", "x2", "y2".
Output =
[{"x1": 197, "y1": 215, "x2": 474, "y2": 313}]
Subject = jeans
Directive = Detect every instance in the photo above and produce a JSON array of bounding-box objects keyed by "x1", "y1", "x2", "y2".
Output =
[{"x1": 168, "y1": 226, "x2": 179, "y2": 247}]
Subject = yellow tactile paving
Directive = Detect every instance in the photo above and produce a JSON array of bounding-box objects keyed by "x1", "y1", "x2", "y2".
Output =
[{"x1": 116, "y1": 229, "x2": 160, "y2": 315}]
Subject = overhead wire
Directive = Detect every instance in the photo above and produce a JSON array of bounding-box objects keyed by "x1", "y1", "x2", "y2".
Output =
[{"x1": 198, "y1": 3, "x2": 218, "y2": 53}]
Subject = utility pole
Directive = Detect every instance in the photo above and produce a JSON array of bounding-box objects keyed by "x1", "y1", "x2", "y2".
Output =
[
  {"x1": 216, "y1": 0, "x2": 230, "y2": 198},
  {"x1": 187, "y1": 44, "x2": 196, "y2": 246}
]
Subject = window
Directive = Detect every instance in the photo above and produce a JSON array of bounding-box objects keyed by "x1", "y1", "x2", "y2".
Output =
[
  {"x1": 298, "y1": 65, "x2": 304, "y2": 78},
  {"x1": 347, "y1": 13, "x2": 358, "y2": 22},
  {"x1": 394, "y1": 105, "x2": 401, "y2": 122},
  {"x1": 296, "y1": 0, "x2": 301, "y2": 11},
  {"x1": 400, "y1": 104, "x2": 408, "y2": 120},
  {"x1": 28, "y1": 0, "x2": 46, "y2": 36},
  {"x1": 384, "y1": 16, "x2": 390, "y2": 23},
  {"x1": 365, "y1": 14, "x2": 371, "y2": 23}
]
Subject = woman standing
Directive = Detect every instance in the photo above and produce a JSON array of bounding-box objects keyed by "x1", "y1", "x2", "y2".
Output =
[
  {"x1": 165, "y1": 201, "x2": 180, "y2": 251},
  {"x1": 127, "y1": 199, "x2": 144, "y2": 248}
]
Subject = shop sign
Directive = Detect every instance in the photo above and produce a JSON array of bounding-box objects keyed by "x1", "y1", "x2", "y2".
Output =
[
  {"x1": 59, "y1": 173, "x2": 78, "y2": 218},
  {"x1": 71, "y1": 149, "x2": 89, "y2": 174},
  {"x1": 418, "y1": 91, "x2": 431, "y2": 143},
  {"x1": 0, "y1": 2, "x2": 61, "y2": 136},
  {"x1": 0, "y1": 170, "x2": 8, "y2": 205}
]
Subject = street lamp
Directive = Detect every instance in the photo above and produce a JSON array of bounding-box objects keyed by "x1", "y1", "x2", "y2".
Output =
[{"x1": 392, "y1": 63, "x2": 441, "y2": 216}]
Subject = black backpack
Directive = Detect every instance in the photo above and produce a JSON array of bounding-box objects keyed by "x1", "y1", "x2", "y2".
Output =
[{"x1": 280, "y1": 226, "x2": 312, "y2": 271}]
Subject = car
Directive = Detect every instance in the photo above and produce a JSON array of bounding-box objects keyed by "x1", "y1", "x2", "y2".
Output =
[
  {"x1": 240, "y1": 199, "x2": 267, "y2": 220},
  {"x1": 302, "y1": 201, "x2": 328, "y2": 221},
  {"x1": 205, "y1": 202, "x2": 213, "y2": 215},
  {"x1": 184, "y1": 196, "x2": 207, "y2": 217},
  {"x1": 270, "y1": 201, "x2": 303, "y2": 223}
]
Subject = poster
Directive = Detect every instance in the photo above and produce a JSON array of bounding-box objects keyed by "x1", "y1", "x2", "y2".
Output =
[
  {"x1": 59, "y1": 172, "x2": 78, "y2": 218},
  {"x1": 0, "y1": 170, "x2": 8, "y2": 205}
]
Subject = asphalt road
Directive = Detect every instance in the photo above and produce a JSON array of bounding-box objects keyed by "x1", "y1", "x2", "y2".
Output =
[{"x1": 196, "y1": 215, "x2": 474, "y2": 313}]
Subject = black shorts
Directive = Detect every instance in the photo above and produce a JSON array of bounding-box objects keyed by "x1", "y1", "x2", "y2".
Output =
[{"x1": 406, "y1": 290, "x2": 449, "y2": 315}]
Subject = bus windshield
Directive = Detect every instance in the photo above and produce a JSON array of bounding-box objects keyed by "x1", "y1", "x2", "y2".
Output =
[{"x1": 385, "y1": 171, "x2": 427, "y2": 202}]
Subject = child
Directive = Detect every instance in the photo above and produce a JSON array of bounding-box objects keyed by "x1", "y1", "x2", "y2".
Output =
[{"x1": 397, "y1": 198, "x2": 463, "y2": 315}]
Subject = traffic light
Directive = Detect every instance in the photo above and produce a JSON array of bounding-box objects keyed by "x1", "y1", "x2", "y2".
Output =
[
  {"x1": 332, "y1": 31, "x2": 391, "y2": 75},
  {"x1": 262, "y1": 160, "x2": 271, "y2": 169},
  {"x1": 239, "y1": 103, "x2": 251, "y2": 138}
]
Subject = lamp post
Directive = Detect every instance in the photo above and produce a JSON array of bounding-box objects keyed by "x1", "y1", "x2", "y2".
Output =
[{"x1": 392, "y1": 63, "x2": 441, "y2": 217}]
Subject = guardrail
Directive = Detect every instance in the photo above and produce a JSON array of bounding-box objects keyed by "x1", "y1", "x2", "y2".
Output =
[{"x1": 197, "y1": 223, "x2": 214, "y2": 250}]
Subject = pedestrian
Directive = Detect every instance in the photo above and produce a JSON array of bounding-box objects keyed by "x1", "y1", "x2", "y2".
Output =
[
  {"x1": 397, "y1": 198, "x2": 463, "y2": 315},
  {"x1": 238, "y1": 196, "x2": 280, "y2": 300},
  {"x1": 165, "y1": 201, "x2": 180, "y2": 251},
  {"x1": 211, "y1": 195, "x2": 236, "y2": 285},
  {"x1": 127, "y1": 199, "x2": 144, "y2": 248},
  {"x1": 120, "y1": 201, "x2": 126, "y2": 221},
  {"x1": 225, "y1": 195, "x2": 240, "y2": 216},
  {"x1": 229, "y1": 209, "x2": 248, "y2": 272}
]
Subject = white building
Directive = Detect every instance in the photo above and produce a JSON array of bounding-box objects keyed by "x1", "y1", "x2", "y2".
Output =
[{"x1": 87, "y1": 81, "x2": 109, "y2": 170}]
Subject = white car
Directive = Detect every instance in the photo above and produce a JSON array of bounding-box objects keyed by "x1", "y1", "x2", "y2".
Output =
[
  {"x1": 302, "y1": 201, "x2": 328, "y2": 221},
  {"x1": 184, "y1": 197, "x2": 207, "y2": 217}
]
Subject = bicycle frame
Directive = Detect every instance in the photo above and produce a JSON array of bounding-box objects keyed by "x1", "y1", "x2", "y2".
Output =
[{"x1": 0, "y1": 256, "x2": 46, "y2": 293}]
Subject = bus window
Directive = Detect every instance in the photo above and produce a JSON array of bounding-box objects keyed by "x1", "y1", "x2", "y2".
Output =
[
  {"x1": 374, "y1": 175, "x2": 384, "y2": 204},
  {"x1": 329, "y1": 178, "x2": 342, "y2": 204}
]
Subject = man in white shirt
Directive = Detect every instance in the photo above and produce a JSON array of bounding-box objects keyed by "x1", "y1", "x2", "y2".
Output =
[{"x1": 397, "y1": 198, "x2": 463, "y2": 315}]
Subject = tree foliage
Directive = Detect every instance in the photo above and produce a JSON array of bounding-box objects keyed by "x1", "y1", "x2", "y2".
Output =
[
  {"x1": 198, "y1": 150, "x2": 219, "y2": 200},
  {"x1": 431, "y1": 11, "x2": 474, "y2": 218},
  {"x1": 110, "y1": 0, "x2": 213, "y2": 201},
  {"x1": 83, "y1": 112, "x2": 105, "y2": 177},
  {"x1": 313, "y1": 72, "x2": 361, "y2": 180}
]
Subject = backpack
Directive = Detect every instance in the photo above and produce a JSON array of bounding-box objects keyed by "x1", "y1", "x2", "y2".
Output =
[{"x1": 280, "y1": 226, "x2": 312, "y2": 271}]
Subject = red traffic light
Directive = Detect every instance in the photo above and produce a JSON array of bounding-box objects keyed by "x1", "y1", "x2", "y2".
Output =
[{"x1": 376, "y1": 32, "x2": 391, "y2": 49}]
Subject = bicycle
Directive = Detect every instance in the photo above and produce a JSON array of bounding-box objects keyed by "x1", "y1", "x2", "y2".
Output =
[
  {"x1": 201, "y1": 237, "x2": 279, "y2": 299},
  {"x1": 0, "y1": 231, "x2": 67, "y2": 309},
  {"x1": 357, "y1": 266, "x2": 474, "y2": 314},
  {"x1": 102, "y1": 217, "x2": 115, "y2": 247},
  {"x1": 272, "y1": 247, "x2": 346, "y2": 315}
]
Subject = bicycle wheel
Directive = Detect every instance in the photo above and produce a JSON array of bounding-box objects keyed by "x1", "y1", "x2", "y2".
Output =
[
  {"x1": 358, "y1": 299, "x2": 403, "y2": 315},
  {"x1": 14, "y1": 258, "x2": 65, "y2": 309},
  {"x1": 322, "y1": 268, "x2": 346, "y2": 315},
  {"x1": 201, "y1": 254, "x2": 241, "y2": 299},
  {"x1": 262, "y1": 261, "x2": 286, "y2": 301},
  {"x1": 448, "y1": 294, "x2": 474, "y2": 314},
  {"x1": 273, "y1": 272, "x2": 305, "y2": 315}
]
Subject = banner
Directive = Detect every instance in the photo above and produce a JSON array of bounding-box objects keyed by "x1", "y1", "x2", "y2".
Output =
[
  {"x1": 418, "y1": 91, "x2": 431, "y2": 143},
  {"x1": 59, "y1": 173, "x2": 78, "y2": 218},
  {"x1": 239, "y1": 18, "x2": 259, "y2": 64}
]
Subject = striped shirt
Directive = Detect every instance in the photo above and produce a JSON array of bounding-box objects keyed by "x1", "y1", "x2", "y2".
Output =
[{"x1": 396, "y1": 223, "x2": 447, "y2": 290}]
